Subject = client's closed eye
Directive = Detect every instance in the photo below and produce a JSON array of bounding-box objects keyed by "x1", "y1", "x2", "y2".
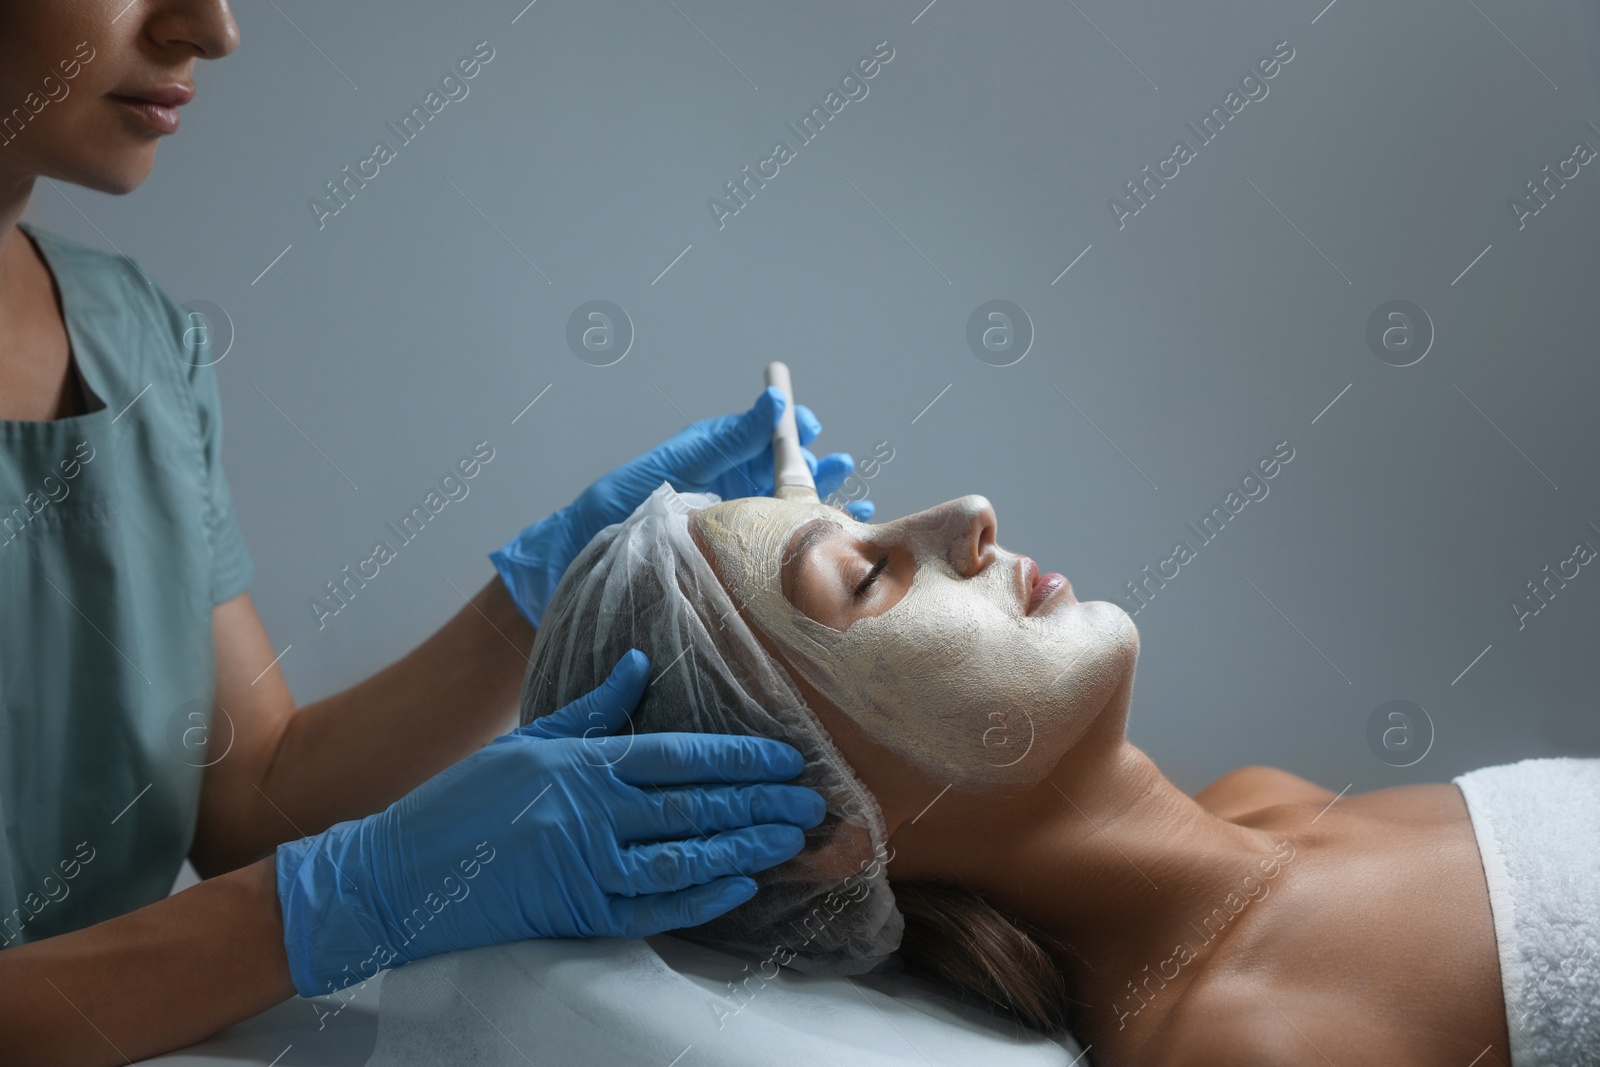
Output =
[
  {"x1": 783, "y1": 519, "x2": 912, "y2": 631},
  {"x1": 852, "y1": 553, "x2": 890, "y2": 600}
]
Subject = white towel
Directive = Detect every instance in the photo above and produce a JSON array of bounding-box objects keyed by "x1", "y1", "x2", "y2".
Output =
[{"x1": 1454, "y1": 757, "x2": 1600, "y2": 1066}]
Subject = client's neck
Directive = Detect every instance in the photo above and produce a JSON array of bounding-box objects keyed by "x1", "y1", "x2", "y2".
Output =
[{"x1": 889, "y1": 679, "x2": 1289, "y2": 1036}]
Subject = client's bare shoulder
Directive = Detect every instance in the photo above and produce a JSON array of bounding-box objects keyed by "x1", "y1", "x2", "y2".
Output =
[
  {"x1": 1139, "y1": 783, "x2": 1510, "y2": 1067},
  {"x1": 1145, "y1": 976, "x2": 1440, "y2": 1067}
]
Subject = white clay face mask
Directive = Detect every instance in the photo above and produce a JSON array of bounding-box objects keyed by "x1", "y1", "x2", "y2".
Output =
[{"x1": 694, "y1": 495, "x2": 1136, "y2": 794}]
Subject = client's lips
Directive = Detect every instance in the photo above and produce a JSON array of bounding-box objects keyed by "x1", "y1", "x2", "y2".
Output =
[
  {"x1": 1021, "y1": 556, "x2": 1072, "y2": 615},
  {"x1": 108, "y1": 84, "x2": 194, "y2": 135}
]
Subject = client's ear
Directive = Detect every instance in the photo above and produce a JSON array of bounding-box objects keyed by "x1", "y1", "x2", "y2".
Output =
[{"x1": 773, "y1": 656, "x2": 944, "y2": 838}]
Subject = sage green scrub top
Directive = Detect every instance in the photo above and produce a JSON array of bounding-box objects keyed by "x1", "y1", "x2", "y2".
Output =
[{"x1": 0, "y1": 222, "x2": 252, "y2": 947}]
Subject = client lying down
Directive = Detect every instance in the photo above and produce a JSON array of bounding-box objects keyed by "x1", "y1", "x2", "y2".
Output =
[{"x1": 520, "y1": 484, "x2": 1598, "y2": 1067}]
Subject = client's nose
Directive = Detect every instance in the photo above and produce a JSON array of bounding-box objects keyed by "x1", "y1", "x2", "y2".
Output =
[
  {"x1": 890, "y1": 496, "x2": 998, "y2": 576},
  {"x1": 944, "y1": 495, "x2": 997, "y2": 577}
]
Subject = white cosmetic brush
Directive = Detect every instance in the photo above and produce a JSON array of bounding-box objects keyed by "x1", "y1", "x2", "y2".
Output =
[{"x1": 765, "y1": 361, "x2": 820, "y2": 503}]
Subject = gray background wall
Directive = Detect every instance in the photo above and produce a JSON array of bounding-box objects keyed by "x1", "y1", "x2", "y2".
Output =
[{"x1": 29, "y1": 0, "x2": 1600, "y2": 795}]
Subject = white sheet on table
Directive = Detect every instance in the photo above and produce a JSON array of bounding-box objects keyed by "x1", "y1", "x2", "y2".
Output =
[{"x1": 366, "y1": 935, "x2": 1085, "y2": 1067}]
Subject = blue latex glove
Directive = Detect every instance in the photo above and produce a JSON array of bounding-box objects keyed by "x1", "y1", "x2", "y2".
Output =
[
  {"x1": 490, "y1": 387, "x2": 873, "y2": 627},
  {"x1": 276, "y1": 650, "x2": 824, "y2": 998}
]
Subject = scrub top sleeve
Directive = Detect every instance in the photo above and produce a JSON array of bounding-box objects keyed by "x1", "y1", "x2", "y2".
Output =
[{"x1": 146, "y1": 281, "x2": 255, "y2": 605}]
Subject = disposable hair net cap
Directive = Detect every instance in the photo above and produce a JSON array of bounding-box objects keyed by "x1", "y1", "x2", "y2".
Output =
[{"x1": 519, "y1": 482, "x2": 903, "y2": 976}]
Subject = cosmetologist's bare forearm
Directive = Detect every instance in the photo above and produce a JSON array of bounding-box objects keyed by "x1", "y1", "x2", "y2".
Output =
[{"x1": 0, "y1": 857, "x2": 292, "y2": 1067}]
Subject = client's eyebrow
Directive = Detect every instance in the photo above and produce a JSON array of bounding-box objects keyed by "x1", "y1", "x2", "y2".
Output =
[{"x1": 781, "y1": 517, "x2": 840, "y2": 605}]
